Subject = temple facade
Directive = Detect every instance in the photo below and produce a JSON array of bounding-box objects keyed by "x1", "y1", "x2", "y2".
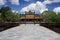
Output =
[{"x1": 20, "y1": 11, "x2": 43, "y2": 22}]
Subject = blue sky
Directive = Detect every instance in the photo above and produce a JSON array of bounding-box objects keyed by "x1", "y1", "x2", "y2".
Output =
[{"x1": 0, "y1": 0, "x2": 60, "y2": 14}]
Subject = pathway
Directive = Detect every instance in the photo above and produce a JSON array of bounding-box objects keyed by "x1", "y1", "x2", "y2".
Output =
[{"x1": 0, "y1": 24, "x2": 60, "y2": 40}]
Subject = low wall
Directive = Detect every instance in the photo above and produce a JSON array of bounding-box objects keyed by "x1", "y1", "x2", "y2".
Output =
[
  {"x1": 40, "y1": 23, "x2": 60, "y2": 33},
  {"x1": 0, "y1": 22, "x2": 20, "y2": 32}
]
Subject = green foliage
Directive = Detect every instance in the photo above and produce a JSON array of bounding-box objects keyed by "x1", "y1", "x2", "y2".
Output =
[
  {"x1": 0, "y1": 7, "x2": 11, "y2": 21},
  {"x1": 0, "y1": 7, "x2": 20, "y2": 22},
  {"x1": 9, "y1": 12, "x2": 20, "y2": 22},
  {"x1": 0, "y1": 14, "x2": 4, "y2": 22},
  {"x1": 56, "y1": 13, "x2": 60, "y2": 23},
  {"x1": 42, "y1": 11, "x2": 56, "y2": 23}
]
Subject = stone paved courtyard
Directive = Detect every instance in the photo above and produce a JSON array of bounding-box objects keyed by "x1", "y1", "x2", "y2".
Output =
[{"x1": 0, "y1": 24, "x2": 60, "y2": 40}]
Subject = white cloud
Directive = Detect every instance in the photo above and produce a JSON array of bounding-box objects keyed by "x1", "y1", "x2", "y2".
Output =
[
  {"x1": 12, "y1": 10, "x2": 18, "y2": 13},
  {"x1": 9, "y1": 0, "x2": 19, "y2": 5},
  {"x1": 43, "y1": 0, "x2": 60, "y2": 5},
  {"x1": 43, "y1": 0, "x2": 52, "y2": 5},
  {"x1": 53, "y1": 7, "x2": 60, "y2": 13},
  {"x1": 0, "y1": 0, "x2": 6, "y2": 5},
  {"x1": 20, "y1": 1, "x2": 48, "y2": 13}
]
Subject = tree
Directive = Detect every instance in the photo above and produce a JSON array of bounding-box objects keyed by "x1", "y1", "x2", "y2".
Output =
[
  {"x1": 56, "y1": 13, "x2": 60, "y2": 23},
  {"x1": 0, "y1": 7, "x2": 20, "y2": 22},
  {"x1": 0, "y1": 13, "x2": 4, "y2": 22},
  {"x1": 0, "y1": 7, "x2": 11, "y2": 21},
  {"x1": 5, "y1": 11, "x2": 20, "y2": 22},
  {"x1": 10, "y1": 12, "x2": 20, "y2": 22},
  {"x1": 42, "y1": 11, "x2": 56, "y2": 23}
]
